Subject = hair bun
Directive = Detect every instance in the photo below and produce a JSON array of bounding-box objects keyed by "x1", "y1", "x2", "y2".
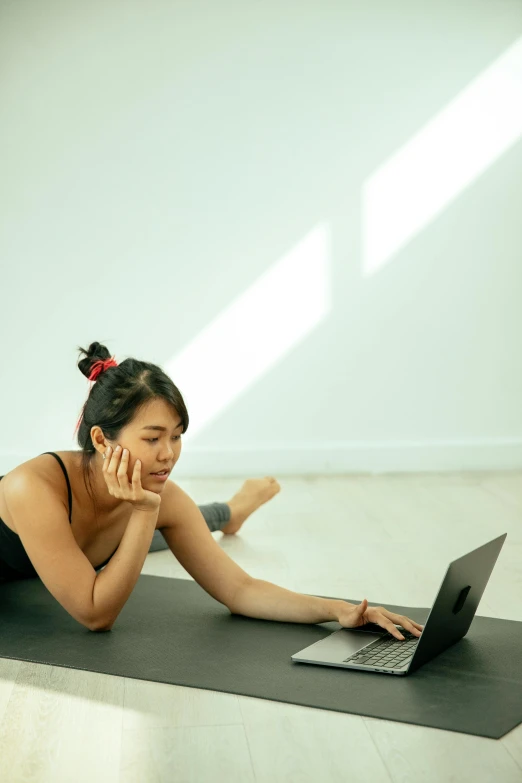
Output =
[{"x1": 77, "y1": 341, "x2": 112, "y2": 379}]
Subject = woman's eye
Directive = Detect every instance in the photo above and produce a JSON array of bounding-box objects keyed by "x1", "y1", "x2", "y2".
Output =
[{"x1": 146, "y1": 436, "x2": 181, "y2": 443}]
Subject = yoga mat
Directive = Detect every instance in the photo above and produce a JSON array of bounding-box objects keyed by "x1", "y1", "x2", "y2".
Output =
[{"x1": 0, "y1": 574, "x2": 520, "y2": 739}]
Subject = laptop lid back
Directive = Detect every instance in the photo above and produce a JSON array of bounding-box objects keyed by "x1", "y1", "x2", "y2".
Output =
[{"x1": 407, "y1": 533, "x2": 507, "y2": 674}]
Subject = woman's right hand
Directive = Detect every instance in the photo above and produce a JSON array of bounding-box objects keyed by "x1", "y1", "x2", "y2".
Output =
[{"x1": 103, "y1": 445, "x2": 162, "y2": 512}]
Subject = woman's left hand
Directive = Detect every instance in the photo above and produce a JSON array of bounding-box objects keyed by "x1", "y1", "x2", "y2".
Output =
[{"x1": 336, "y1": 598, "x2": 424, "y2": 640}]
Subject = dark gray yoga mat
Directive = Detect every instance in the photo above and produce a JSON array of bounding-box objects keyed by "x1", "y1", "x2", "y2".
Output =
[{"x1": 0, "y1": 574, "x2": 520, "y2": 739}]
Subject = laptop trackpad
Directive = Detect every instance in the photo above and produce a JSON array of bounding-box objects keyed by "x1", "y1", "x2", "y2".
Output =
[{"x1": 292, "y1": 628, "x2": 385, "y2": 663}]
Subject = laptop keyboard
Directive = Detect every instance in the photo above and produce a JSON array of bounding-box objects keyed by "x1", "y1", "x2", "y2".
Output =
[{"x1": 343, "y1": 630, "x2": 420, "y2": 668}]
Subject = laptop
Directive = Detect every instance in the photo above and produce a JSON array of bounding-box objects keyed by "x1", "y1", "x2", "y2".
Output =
[{"x1": 291, "y1": 533, "x2": 507, "y2": 676}]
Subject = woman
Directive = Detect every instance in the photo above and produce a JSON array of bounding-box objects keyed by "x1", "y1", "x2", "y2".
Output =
[
  {"x1": 0, "y1": 342, "x2": 279, "y2": 581},
  {"x1": 0, "y1": 342, "x2": 423, "y2": 640}
]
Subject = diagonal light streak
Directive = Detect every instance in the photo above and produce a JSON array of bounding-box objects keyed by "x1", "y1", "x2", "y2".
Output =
[
  {"x1": 362, "y1": 36, "x2": 522, "y2": 275},
  {"x1": 164, "y1": 223, "x2": 332, "y2": 439}
]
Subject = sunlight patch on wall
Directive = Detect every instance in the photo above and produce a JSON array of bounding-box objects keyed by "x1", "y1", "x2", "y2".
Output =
[
  {"x1": 362, "y1": 36, "x2": 522, "y2": 276},
  {"x1": 164, "y1": 223, "x2": 332, "y2": 438}
]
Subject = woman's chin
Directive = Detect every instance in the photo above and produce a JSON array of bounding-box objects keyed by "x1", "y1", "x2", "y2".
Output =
[{"x1": 146, "y1": 477, "x2": 167, "y2": 490}]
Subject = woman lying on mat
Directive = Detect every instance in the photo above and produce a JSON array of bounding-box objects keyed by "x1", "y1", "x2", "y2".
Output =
[{"x1": 0, "y1": 342, "x2": 423, "y2": 639}]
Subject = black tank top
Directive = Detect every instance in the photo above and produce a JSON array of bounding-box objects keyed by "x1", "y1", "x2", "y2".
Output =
[{"x1": 0, "y1": 452, "x2": 117, "y2": 582}]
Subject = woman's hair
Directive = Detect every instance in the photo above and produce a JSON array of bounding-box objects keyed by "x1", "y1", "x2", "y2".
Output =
[{"x1": 75, "y1": 341, "x2": 189, "y2": 507}]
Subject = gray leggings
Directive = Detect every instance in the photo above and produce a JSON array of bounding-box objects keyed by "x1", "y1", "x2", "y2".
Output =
[{"x1": 149, "y1": 502, "x2": 231, "y2": 552}]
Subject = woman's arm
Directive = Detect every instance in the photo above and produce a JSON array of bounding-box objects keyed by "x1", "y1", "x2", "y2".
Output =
[
  {"x1": 228, "y1": 579, "x2": 348, "y2": 623},
  {"x1": 91, "y1": 506, "x2": 159, "y2": 630}
]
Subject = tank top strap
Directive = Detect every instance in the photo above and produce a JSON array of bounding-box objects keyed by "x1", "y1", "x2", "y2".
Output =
[{"x1": 40, "y1": 452, "x2": 72, "y2": 523}]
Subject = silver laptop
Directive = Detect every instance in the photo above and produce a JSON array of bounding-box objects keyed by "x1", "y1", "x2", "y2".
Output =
[{"x1": 291, "y1": 533, "x2": 507, "y2": 676}]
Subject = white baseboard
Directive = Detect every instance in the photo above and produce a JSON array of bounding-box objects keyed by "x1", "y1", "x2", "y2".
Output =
[{"x1": 2, "y1": 438, "x2": 520, "y2": 478}]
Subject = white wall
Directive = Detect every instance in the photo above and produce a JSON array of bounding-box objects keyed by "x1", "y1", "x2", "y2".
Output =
[{"x1": 1, "y1": 0, "x2": 521, "y2": 477}]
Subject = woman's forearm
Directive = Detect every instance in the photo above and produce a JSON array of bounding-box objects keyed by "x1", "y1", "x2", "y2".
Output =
[
  {"x1": 229, "y1": 578, "x2": 351, "y2": 624},
  {"x1": 90, "y1": 507, "x2": 159, "y2": 630}
]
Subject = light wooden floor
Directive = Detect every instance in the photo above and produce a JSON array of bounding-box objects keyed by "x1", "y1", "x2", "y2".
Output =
[{"x1": 0, "y1": 471, "x2": 521, "y2": 782}]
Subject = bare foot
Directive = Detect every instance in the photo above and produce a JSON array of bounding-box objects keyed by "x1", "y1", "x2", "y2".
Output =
[{"x1": 221, "y1": 477, "x2": 281, "y2": 534}]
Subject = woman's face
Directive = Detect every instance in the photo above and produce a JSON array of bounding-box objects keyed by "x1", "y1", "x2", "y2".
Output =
[{"x1": 95, "y1": 398, "x2": 184, "y2": 491}]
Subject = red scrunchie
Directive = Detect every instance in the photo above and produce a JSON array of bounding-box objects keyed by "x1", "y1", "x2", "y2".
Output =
[
  {"x1": 73, "y1": 355, "x2": 118, "y2": 437},
  {"x1": 88, "y1": 356, "x2": 118, "y2": 382}
]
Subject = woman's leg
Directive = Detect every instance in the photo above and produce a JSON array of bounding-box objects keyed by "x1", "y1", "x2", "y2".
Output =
[
  {"x1": 197, "y1": 502, "x2": 232, "y2": 532},
  {"x1": 148, "y1": 478, "x2": 281, "y2": 552},
  {"x1": 148, "y1": 502, "x2": 231, "y2": 552}
]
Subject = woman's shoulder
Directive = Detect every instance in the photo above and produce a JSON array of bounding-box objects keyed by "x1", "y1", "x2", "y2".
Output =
[
  {"x1": 0, "y1": 453, "x2": 76, "y2": 535},
  {"x1": 3, "y1": 451, "x2": 77, "y2": 494}
]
